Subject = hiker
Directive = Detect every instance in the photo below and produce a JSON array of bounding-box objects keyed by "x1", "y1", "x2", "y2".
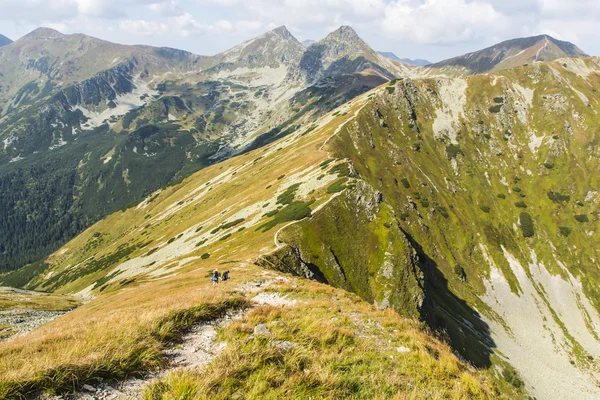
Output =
[
  {"x1": 211, "y1": 269, "x2": 220, "y2": 285},
  {"x1": 223, "y1": 270, "x2": 230, "y2": 281}
]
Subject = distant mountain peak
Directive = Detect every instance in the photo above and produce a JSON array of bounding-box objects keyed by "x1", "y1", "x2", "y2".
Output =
[
  {"x1": 0, "y1": 33, "x2": 12, "y2": 47},
  {"x1": 216, "y1": 24, "x2": 304, "y2": 67},
  {"x1": 379, "y1": 52, "x2": 432, "y2": 66},
  {"x1": 271, "y1": 25, "x2": 293, "y2": 38},
  {"x1": 433, "y1": 34, "x2": 588, "y2": 74},
  {"x1": 23, "y1": 27, "x2": 64, "y2": 40},
  {"x1": 316, "y1": 25, "x2": 373, "y2": 56},
  {"x1": 378, "y1": 51, "x2": 401, "y2": 62},
  {"x1": 324, "y1": 25, "x2": 362, "y2": 44}
]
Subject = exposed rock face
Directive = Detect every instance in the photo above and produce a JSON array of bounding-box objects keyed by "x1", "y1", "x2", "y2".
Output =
[
  {"x1": 215, "y1": 26, "x2": 305, "y2": 69},
  {"x1": 299, "y1": 26, "x2": 398, "y2": 82}
]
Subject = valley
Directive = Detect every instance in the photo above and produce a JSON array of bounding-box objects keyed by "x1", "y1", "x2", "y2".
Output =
[{"x1": 0, "y1": 22, "x2": 599, "y2": 400}]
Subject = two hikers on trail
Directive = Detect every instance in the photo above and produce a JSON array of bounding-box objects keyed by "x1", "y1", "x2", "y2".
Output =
[{"x1": 211, "y1": 269, "x2": 230, "y2": 285}]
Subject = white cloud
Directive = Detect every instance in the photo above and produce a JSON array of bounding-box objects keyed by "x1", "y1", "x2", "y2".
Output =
[
  {"x1": 0, "y1": 0, "x2": 599, "y2": 58},
  {"x1": 120, "y1": 13, "x2": 261, "y2": 38},
  {"x1": 148, "y1": 0, "x2": 182, "y2": 16},
  {"x1": 120, "y1": 19, "x2": 170, "y2": 35},
  {"x1": 381, "y1": 0, "x2": 505, "y2": 45}
]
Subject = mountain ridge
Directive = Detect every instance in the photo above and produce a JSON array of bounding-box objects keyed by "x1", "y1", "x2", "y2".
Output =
[
  {"x1": 432, "y1": 34, "x2": 588, "y2": 73},
  {"x1": 0, "y1": 24, "x2": 408, "y2": 272}
]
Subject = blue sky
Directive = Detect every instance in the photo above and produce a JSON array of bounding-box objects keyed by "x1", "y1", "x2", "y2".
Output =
[{"x1": 0, "y1": 0, "x2": 598, "y2": 62}]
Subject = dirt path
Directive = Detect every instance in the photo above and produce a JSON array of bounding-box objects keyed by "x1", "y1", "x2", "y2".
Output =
[{"x1": 37, "y1": 277, "x2": 294, "y2": 400}]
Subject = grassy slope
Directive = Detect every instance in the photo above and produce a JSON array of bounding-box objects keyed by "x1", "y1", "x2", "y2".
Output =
[
  {"x1": 270, "y1": 59, "x2": 600, "y2": 398},
  {"x1": 0, "y1": 92, "x2": 511, "y2": 398},
  {"x1": 144, "y1": 279, "x2": 504, "y2": 400},
  {"x1": 5, "y1": 57, "x2": 600, "y2": 397}
]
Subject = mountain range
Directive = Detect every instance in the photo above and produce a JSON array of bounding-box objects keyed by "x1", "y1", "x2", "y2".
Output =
[
  {"x1": 0, "y1": 25, "x2": 411, "y2": 272},
  {"x1": 378, "y1": 51, "x2": 432, "y2": 66},
  {"x1": 0, "y1": 24, "x2": 598, "y2": 400}
]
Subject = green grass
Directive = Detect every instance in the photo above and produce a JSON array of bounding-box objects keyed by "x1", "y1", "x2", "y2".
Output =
[
  {"x1": 257, "y1": 201, "x2": 313, "y2": 232},
  {"x1": 446, "y1": 144, "x2": 463, "y2": 160},
  {"x1": 559, "y1": 226, "x2": 572, "y2": 237},
  {"x1": 277, "y1": 184, "x2": 302, "y2": 205},
  {"x1": 327, "y1": 178, "x2": 348, "y2": 194}
]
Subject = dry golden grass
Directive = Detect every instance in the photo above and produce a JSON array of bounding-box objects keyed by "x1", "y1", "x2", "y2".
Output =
[
  {"x1": 0, "y1": 265, "x2": 260, "y2": 398},
  {"x1": 0, "y1": 290, "x2": 79, "y2": 312},
  {"x1": 143, "y1": 279, "x2": 505, "y2": 400}
]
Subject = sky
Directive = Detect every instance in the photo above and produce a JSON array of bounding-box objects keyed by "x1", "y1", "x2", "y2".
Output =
[{"x1": 0, "y1": 0, "x2": 598, "y2": 62}]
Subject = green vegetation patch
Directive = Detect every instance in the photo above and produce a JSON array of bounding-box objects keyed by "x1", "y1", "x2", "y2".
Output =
[
  {"x1": 329, "y1": 163, "x2": 351, "y2": 177},
  {"x1": 519, "y1": 212, "x2": 534, "y2": 238},
  {"x1": 277, "y1": 184, "x2": 302, "y2": 205},
  {"x1": 454, "y1": 265, "x2": 467, "y2": 282},
  {"x1": 575, "y1": 214, "x2": 590, "y2": 223},
  {"x1": 502, "y1": 365, "x2": 524, "y2": 389},
  {"x1": 559, "y1": 226, "x2": 572, "y2": 237},
  {"x1": 493, "y1": 97, "x2": 504, "y2": 104},
  {"x1": 257, "y1": 201, "x2": 313, "y2": 232},
  {"x1": 446, "y1": 144, "x2": 463, "y2": 160},
  {"x1": 547, "y1": 191, "x2": 570, "y2": 204},
  {"x1": 489, "y1": 104, "x2": 502, "y2": 113},
  {"x1": 327, "y1": 178, "x2": 349, "y2": 194},
  {"x1": 211, "y1": 218, "x2": 245, "y2": 234},
  {"x1": 43, "y1": 241, "x2": 150, "y2": 291},
  {"x1": 319, "y1": 159, "x2": 335, "y2": 169},
  {"x1": 400, "y1": 178, "x2": 410, "y2": 189}
]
